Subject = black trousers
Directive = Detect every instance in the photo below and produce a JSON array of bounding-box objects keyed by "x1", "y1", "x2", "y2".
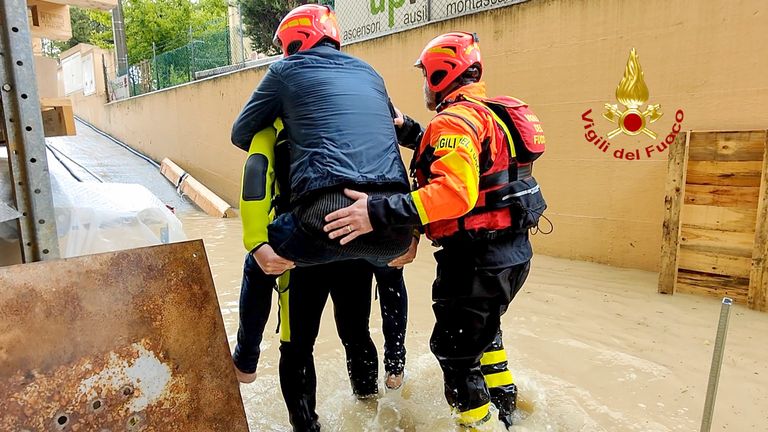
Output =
[
  {"x1": 373, "y1": 265, "x2": 408, "y2": 376},
  {"x1": 429, "y1": 246, "x2": 530, "y2": 426},
  {"x1": 278, "y1": 260, "x2": 379, "y2": 432},
  {"x1": 232, "y1": 252, "x2": 276, "y2": 374}
]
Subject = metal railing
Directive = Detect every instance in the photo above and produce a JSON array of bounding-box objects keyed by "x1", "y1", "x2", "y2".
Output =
[{"x1": 115, "y1": 0, "x2": 528, "y2": 100}]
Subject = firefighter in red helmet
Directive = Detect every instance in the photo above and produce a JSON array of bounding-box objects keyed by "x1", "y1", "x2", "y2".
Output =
[
  {"x1": 325, "y1": 32, "x2": 548, "y2": 429},
  {"x1": 231, "y1": 5, "x2": 415, "y2": 432}
]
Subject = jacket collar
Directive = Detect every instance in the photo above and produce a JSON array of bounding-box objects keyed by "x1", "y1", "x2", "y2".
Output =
[{"x1": 437, "y1": 81, "x2": 488, "y2": 112}]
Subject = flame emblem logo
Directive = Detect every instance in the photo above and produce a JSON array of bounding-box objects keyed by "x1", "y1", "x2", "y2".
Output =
[{"x1": 603, "y1": 49, "x2": 663, "y2": 139}]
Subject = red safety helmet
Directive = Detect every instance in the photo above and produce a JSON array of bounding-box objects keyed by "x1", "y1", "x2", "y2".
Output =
[
  {"x1": 415, "y1": 32, "x2": 483, "y2": 93},
  {"x1": 273, "y1": 5, "x2": 340, "y2": 57}
]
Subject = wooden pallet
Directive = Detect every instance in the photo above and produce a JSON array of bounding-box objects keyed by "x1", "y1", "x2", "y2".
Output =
[{"x1": 659, "y1": 130, "x2": 768, "y2": 311}]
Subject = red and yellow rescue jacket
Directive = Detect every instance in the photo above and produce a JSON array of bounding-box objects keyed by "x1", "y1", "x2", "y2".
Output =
[{"x1": 368, "y1": 81, "x2": 546, "y2": 242}]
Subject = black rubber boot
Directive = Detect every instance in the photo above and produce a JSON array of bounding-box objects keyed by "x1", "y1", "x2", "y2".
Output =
[{"x1": 490, "y1": 382, "x2": 517, "y2": 429}]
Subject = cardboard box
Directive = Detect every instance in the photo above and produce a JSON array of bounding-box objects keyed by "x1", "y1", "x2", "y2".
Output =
[
  {"x1": 0, "y1": 239, "x2": 22, "y2": 267},
  {"x1": 28, "y1": 0, "x2": 71, "y2": 41},
  {"x1": 35, "y1": 55, "x2": 61, "y2": 99},
  {"x1": 40, "y1": 98, "x2": 76, "y2": 137}
]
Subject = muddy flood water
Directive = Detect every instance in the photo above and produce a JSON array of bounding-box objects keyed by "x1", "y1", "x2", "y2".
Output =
[
  {"x1": 37, "y1": 121, "x2": 767, "y2": 431},
  {"x1": 180, "y1": 211, "x2": 768, "y2": 432}
]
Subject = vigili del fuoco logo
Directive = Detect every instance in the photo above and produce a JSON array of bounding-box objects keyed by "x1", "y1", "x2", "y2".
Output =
[{"x1": 581, "y1": 48, "x2": 685, "y2": 161}]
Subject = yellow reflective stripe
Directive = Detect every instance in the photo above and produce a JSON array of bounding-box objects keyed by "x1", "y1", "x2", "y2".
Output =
[
  {"x1": 480, "y1": 349, "x2": 507, "y2": 366},
  {"x1": 411, "y1": 191, "x2": 429, "y2": 225},
  {"x1": 457, "y1": 402, "x2": 491, "y2": 426},
  {"x1": 484, "y1": 370, "x2": 514, "y2": 388},
  {"x1": 436, "y1": 150, "x2": 479, "y2": 206},
  {"x1": 280, "y1": 17, "x2": 312, "y2": 31},
  {"x1": 427, "y1": 46, "x2": 457, "y2": 57},
  {"x1": 278, "y1": 275, "x2": 290, "y2": 342},
  {"x1": 464, "y1": 96, "x2": 516, "y2": 158}
]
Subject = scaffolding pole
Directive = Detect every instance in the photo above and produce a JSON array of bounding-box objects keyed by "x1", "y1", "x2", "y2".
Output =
[{"x1": 0, "y1": 0, "x2": 60, "y2": 261}]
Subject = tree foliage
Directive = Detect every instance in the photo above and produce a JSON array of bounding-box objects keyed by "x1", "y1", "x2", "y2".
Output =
[
  {"x1": 51, "y1": 7, "x2": 113, "y2": 53},
  {"x1": 237, "y1": 0, "x2": 334, "y2": 56},
  {"x1": 50, "y1": 0, "x2": 228, "y2": 64}
]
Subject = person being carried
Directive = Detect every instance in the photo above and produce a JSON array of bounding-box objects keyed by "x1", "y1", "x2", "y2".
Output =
[{"x1": 231, "y1": 4, "x2": 412, "y2": 269}]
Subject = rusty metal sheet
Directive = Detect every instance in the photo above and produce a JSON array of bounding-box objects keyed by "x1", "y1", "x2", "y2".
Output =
[{"x1": 0, "y1": 240, "x2": 248, "y2": 432}]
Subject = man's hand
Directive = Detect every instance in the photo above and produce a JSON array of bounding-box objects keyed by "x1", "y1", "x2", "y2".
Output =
[
  {"x1": 324, "y1": 189, "x2": 372, "y2": 245},
  {"x1": 388, "y1": 237, "x2": 419, "y2": 268},
  {"x1": 252, "y1": 244, "x2": 295, "y2": 275},
  {"x1": 393, "y1": 106, "x2": 405, "y2": 127}
]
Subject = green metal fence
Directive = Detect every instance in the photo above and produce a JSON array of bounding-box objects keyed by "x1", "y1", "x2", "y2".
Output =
[
  {"x1": 128, "y1": 19, "x2": 236, "y2": 97},
  {"x1": 154, "y1": 28, "x2": 231, "y2": 89},
  {"x1": 123, "y1": 0, "x2": 528, "y2": 99}
]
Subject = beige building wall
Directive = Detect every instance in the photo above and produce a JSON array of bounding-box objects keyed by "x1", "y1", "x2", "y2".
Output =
[{"x1": 73, "y1": 0, "x2": 768, "y2": 271}]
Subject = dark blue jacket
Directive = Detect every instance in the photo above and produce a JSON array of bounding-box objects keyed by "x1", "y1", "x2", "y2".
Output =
[{"x1": 231, "y1": 45, "x2": 409, "y2": 202}]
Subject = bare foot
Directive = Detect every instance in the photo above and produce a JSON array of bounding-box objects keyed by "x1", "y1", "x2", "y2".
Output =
[
  {"x1": 385, "y1": 372, "x2": 404, "y2": 390},
  {"x1": 234, "y1": 365, "x2": 257, "y2": 384}
]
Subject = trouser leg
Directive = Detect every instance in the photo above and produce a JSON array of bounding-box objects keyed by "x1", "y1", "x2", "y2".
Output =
[
  {"x1": 330, "y1": 260, "x2": 379, "y2": 397},
  {"x1": 430, "y1": 247, "x2": 531, "y2": 428},
  {"x1": 373, "y1": 265, "x2": 408, "y2": 376},
  {"x1": 481, "y1": 329, "x2": 517, "y2": 429},
  {"x1": 278, "y1": 266, "x2": 329, "y2": 432},
  {"x1": 233, "y1": 252, "x2": 276, "y2": 373},
  {"x1": 431, "y1": 296, "x2": 501, "y2": 427}
]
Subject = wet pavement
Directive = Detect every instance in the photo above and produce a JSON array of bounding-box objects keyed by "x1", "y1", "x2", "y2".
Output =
[{"x1": 46, "y1": 119, "x2": 195, "y2": 213}]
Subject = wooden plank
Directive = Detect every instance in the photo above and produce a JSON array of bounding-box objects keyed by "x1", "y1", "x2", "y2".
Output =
[
  {"x1": 681, "y1": 204, "x2": 757, "y2": 233},
  {"x1": 160, "y1": 158, "x2": 236, "y2": 218},
  {"x1": 716, "y1": 131, "x2": 768, "y2": 161},
  {"x1": 686, "y1": 160, "x2": 763, "y2": 187},
  {"x1": 678, "y1": 247, "x2": 752, "y2": 278},
  {"x1": 658, "y1": 132, "x2": 689, "y2": 295},
  {"x1": 749, "y1": 131, "x2": 768, "y2": 311},
  {"x1": 160, "y1": 157, "x2": 185, "y2": 185},
  {"x1": 688, "y1": 132, "x2": 716, "y2": 161},
  {"x1": 181, "y1": 176, "x2": 237, "y2": 219},
  {"x1": 688, "y1": 131, "x2": 767, "y2": 161},
  {"x1": 680, "y1": 227, "x2": 754, "y2": 258},
  {"x1": 676, "y1": 270, "x2": 749, "y2": 303},
  {"x1": 684, "y1": 185, "x2": 759, "y2": 209}
]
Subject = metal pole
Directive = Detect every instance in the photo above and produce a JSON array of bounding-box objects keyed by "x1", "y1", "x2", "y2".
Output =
[
  {"x1": 101, "y1": 53, "x2": 109, "y2": 103},
  {"x1": 700, "y1": 297, "x2": 733, "y2": 432},
  {"x1": 152, "y1": 42, "x2": 159, "y2": 90},
  {"x1": 111, "y1": 0, "x2": 129, "y2": 76},
  {"x1": 238, "y1": 3, "x2": 246, "y2": 63},
  {"x1": 188, "y1": 25, "x2": 194, "y2": 81},
  {"x1": 0, "y1": 0, "x2": 60, "y2": 261}
]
